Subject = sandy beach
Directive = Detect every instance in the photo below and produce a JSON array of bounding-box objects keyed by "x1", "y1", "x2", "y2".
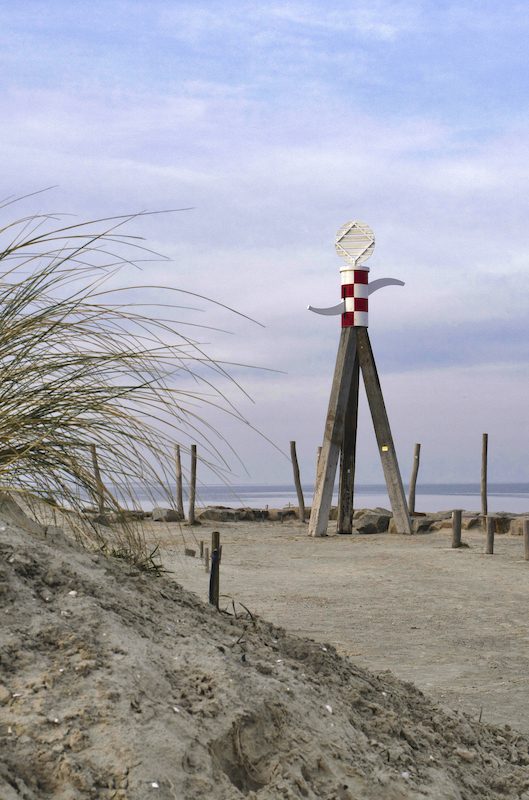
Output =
[
  {"x1": 5, "y1": 500, "x2": 529, "y2": 799},
  {"x1": 154, "y1": 517, "x2": 529, "y2": 734}
]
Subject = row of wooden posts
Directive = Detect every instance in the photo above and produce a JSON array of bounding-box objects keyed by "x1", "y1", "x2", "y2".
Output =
[
  {"x1": 290, "y1": 433, "x2": 493, "y2": 525},
  {"x1": 91, "y1": 431, "x2": 493, "y2": 527},
  {"x1": 451, "y1": 511, "x2": 529, "y2": 559},
  {"x1": 90, "y1": 442, "x2": 200, "y2": 523}
]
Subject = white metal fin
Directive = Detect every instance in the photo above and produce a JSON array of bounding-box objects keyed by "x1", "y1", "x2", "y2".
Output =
[
  {"x1": 307, "y1": 301, "x2": 345, "y2": 316},
  {"x1": 368, "y1": 278, "x2": 404, "y2": 295}
]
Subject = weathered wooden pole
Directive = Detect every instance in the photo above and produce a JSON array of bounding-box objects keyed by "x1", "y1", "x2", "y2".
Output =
[
  {"x1": 199, "y1": 540, "x2": 204, "y2": 559},
  {"x1": 356, "y1": 329, "x2": 412, "y2": 534},
  {"x1": 481, "y1": 433, "x2": 488, "y2": 524},
  {"x1": 485, "y1": 515, "x2": 494, "y2": 555},
  {"x1": 524, "y1": 519, "x2": 529, "y2": 561},
  {"x1": 408, "y1": 443, "x2": 421, "y2": 515},
  {"x1": 90, "y1": 443, "x2": 105, "y2": 515},
  {"x1": 175, "y1": 444, "x2": 185, "y2": 519},
  {"x1": 451, "y1": 509, "x2": 462, "y2": 549},
  {"x1": 209, "y1": 531, "x2": 221, "y2": 607},
  {"x1": 337, "y1": 356, "x2": 359, "y2": 534},
  {"x1": 309, "y1": 328, "x2": 358, "y2": 537},
  {"x1": 204, "y1": 546, "x2": 210, "y2": 572},
  {"x1": 290, "y1": 441, "x2": 306, "y2": 523},
  {"x1": 188, "y1": 444, "x2": 197, "y2": 525}
]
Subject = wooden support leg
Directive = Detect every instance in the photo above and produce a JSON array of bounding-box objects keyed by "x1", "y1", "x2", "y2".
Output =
[
  {"x1": 309, "y1": 327, "x2": 358, "y2": 537},
  {"x1": 337, "y1": 354, "x2": 359, "y2": 534},
  {"x1": 356, "y1": 328, "x2": 412, "y2": 535}
]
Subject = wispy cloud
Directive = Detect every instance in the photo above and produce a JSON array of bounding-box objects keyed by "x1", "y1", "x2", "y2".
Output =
[{"x1": 1, "y1": 1, "x2": 529, "y2": 481}]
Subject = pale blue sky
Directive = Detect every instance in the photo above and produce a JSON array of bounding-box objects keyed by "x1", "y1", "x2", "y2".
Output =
[{"x1": 2, "y1": 1, "x2": 529, "y2": 486}]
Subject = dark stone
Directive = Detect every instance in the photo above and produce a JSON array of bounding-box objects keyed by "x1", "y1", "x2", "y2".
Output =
[{"x1": 151, "y1": 507, "x2": 184, "y2": 522}]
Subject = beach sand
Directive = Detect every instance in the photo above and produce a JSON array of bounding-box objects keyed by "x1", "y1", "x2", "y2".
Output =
[
  {"x1": 4, "y1": 503, "x2": 529, "y2": 798},
  {"x1": 153, "y1": 518, "x2": 529, "y2": 734}
]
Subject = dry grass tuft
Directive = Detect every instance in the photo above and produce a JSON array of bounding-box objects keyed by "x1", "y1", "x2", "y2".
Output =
[{"x1": 0, "y1": 195, "x2": 254, "y2": 565}]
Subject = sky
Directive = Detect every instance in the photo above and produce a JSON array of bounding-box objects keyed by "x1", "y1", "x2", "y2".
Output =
[{"x1": 2, "y1": 0, "x2": 529, "y2": 487}]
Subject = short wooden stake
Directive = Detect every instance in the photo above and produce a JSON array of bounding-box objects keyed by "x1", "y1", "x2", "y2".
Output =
[
  {"x1": 175, "y1": 444, "x2": 185, "y2": 519},
  {"x1": 199, "y1": 540, "x2": 204, "y2": 559},
  {"x1": 188, "y1": 444, "x2": 197, "y2": 525},
  {"x1": 408, "y1": 443, "x2": 421, "y2": 515},
  {"x1": 211, "y1": 530, "x2": 221, "y2": 560},
  {"x1": 290, "y1": 440, "x2": 306, "y2": 523},
  {"x1": 90, "y1": 443, "x2": 105, "y2": 515},
  {"x1": 451, "y1": 509, "x2": 462, "y2": 549},
  {"x1": 204, "y1": 546, "x2": 210, "y2": 572},
  {"x1": 481, "y1": 433, "x2": 488, "y2": 526},
  {"x1": 485, "y1": 515, "x2": 494, "y2": 555},
  {"x1": 209, "y1": 531, "x2": 221, "y2": 608},
  {"x1": 524, "y1": 519, "x2": 529, "y2": 561}
]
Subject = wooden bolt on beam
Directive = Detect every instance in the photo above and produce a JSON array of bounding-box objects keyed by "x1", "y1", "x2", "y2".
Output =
[
  {"x1": 188, "y1": 444, "x2": 197, "y2": 525},
  {"x1": 175, "y1": 444, "x2": 185, "y2": 519},
  {"x1": 481, "y1": 433, "x2": 488, "y2": 525},
  {"x1": 408, "y1": 443, "x2": 421, "y2": 515},
  {"x1": 485, "y1": 516, "x2": 494, "y2": 555},
  {"x1": 290, "y1": 441, "x2": 306, "y2": 523},
  {"x1": 524, "y1": 519, "x2": 529, "y2": 561},
  {"x1": 451, "y1": 509, "x2": 462, "y2": 549}
]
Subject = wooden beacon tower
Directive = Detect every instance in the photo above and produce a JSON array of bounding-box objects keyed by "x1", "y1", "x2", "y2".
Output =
[{"x1": 308, "y1": 221, "x2": 412, "y2": 537}]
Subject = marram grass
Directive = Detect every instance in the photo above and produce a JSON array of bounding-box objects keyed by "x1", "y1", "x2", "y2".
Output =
[{"x1": 0, "y1": 198, "x2": 255, "y2": 565}]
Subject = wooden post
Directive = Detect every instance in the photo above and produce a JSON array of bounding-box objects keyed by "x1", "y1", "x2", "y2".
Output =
[
  {"x1": 485, "y1": 515, "x2": 494, "y2": 555},
  {"x1": 199, "y1": 540, "x2": 204, "y2": 559},
  {"x1": 175, "y1": 444, "x2": 185, "y2": 519},
  {"x1": 451, "y1": 509, "x2": 462, "y2": 548},
  {"x1": 290, "y1": 441, "x2": 306, "y2": 523},
  {"x1": 356, "y1": 328, "x2": 412, "y2": 534},
  {"x1": 408, "y1": 443, "x2": 421, "y2": 515},
  {"x1": 209, "y1": 531, "x2": 221, "y2": 608},
  {"x1": 309, "y1": 327, "x2": 358, "y2": 537},
  {"x1": 204, "y1": 546, "x2": 210, "y2": 572},
  {"x1": 524, "y1": 519, "x2": 529, "y2": 561},
  {"x1": 481, "y1": 433, "x2": 488, "y2": 525},
  {"x1": 90, "y1": 443, "x2": 105, "y2": 515},
  {"x1": 188, "y1": 444, "x2": 197, "y2": 525},
  {"x1": 337, "y1": 355, "x2": 359, "y2": 534},
  {"x1": 212, "y1": 530, "x2": 220, "y2": 555}
]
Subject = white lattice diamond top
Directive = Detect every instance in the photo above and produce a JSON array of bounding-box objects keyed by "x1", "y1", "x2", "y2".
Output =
[{"x1": 335, "y1": 221, "x2": 375, "y2": 267}]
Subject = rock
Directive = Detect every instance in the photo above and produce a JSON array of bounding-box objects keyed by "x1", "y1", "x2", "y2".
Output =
[
  {"x1": 509, "y1": 517, "x2": 529, "y2": 536},
  {"x1": 0, "y1": 684, "x2": 11, "y2": 705},
  {"x1": 355, "y1": 511, "x2": 391, "y2": 534},
  {"x1": 151, "y1": 507, "x2": 184, "y2": 522},
  {"x1": 196, "y1": 506, "x2": 237, "y2": 522},
  {"x1": 266, "y1": 508, "x2": 298, "y2": 522}
]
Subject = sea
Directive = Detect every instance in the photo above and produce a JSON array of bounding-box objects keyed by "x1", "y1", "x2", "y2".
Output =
[{"x1": 135, "y1": 483, "x2": 529, "y2": 514}]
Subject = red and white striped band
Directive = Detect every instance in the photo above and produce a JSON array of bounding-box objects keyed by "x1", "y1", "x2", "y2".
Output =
[{"x1": 341, "y1": 268, "x2": 369, "y2": 327}]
